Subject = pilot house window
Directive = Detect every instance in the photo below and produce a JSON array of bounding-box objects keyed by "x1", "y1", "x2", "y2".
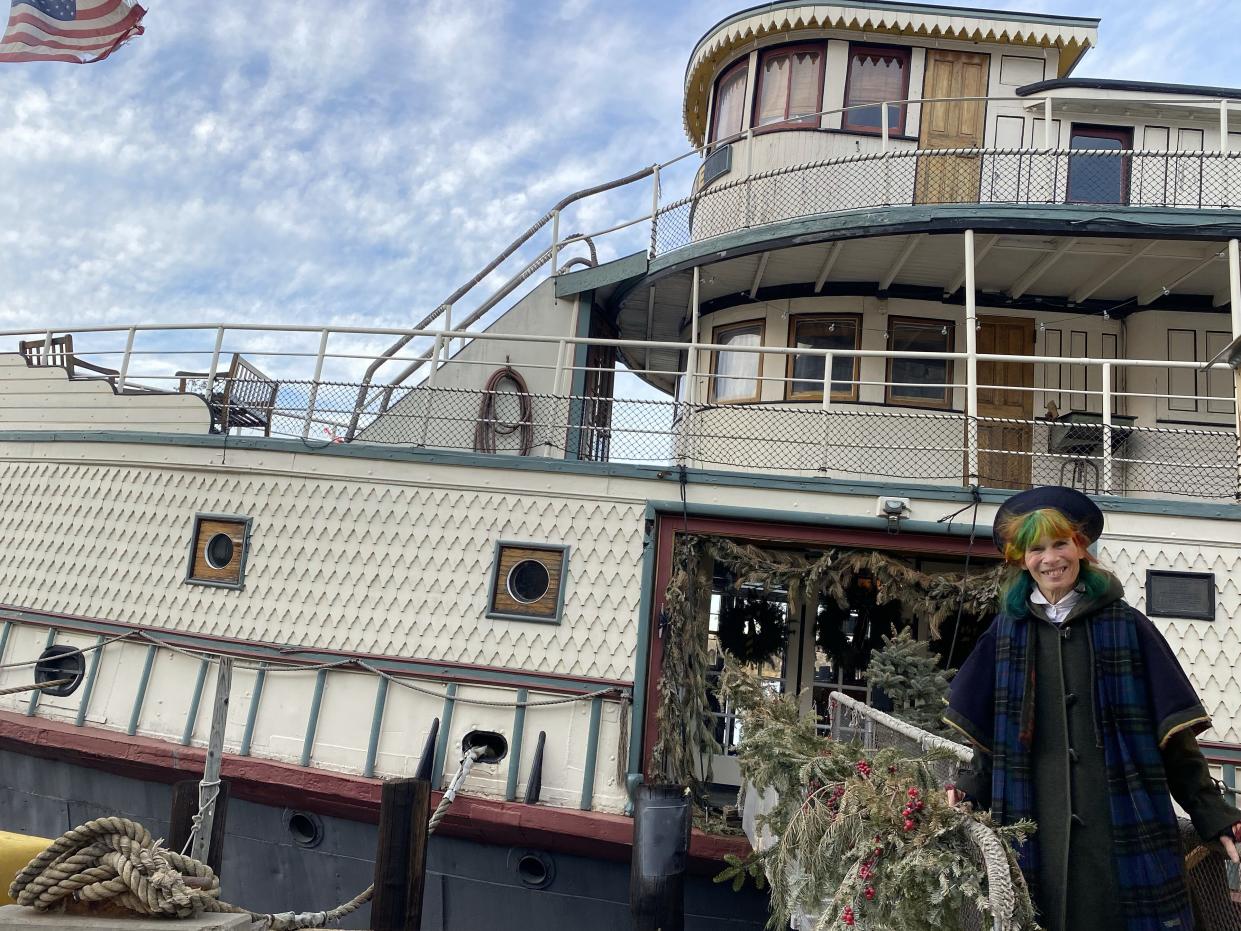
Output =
[
  {"x1": 842, "y1": 45, "x2": 910, "y2": 134},
  {"x1": 1067, "y1": 124, "x2": 1132, "y2": 205},
  {"x1": 886, "y1": 318, "x2": 954, "y2": 408},
  {"x1": 786, "y1": 315, "x2": 861, "y2": 401},
  {"x1": 754, "y1": 44, "x2": 824, "y2": 129},
  {"x1": 710, "y1": 60, "x2": 748, "y2": 143}
]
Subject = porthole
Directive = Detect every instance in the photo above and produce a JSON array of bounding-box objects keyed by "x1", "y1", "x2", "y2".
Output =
[
  {"x1": 462, "y1": 730, "x2": 508, "y2": 765},
  {"x1": 285, "y1": 809, "x2": 323, "y2": 849},
  {"x1": 34, "y1": 645, "x2": 86, "y2": 697},
  {"x1": 205, "y1": 533, "x2": 235, "y2": 569},
  {"x1": 507, "y1": 848, "x2": 555, "y2": 890},
  {"x1": 507, "y1": 559, "x2": 550, "y2": 604}
]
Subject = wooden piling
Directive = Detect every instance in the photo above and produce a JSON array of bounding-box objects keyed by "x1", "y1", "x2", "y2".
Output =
[
  {"x1": 371, "y1": 777, "x2": 432, "y2": 931},
  {"x1": 167, "y1": 778, "x2": 230, "y2": 874}
]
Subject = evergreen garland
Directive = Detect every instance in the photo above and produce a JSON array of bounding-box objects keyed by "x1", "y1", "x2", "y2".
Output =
[
  {"x1": 651, "y1": 534, "x2": 1004, "y2": 796},
  {"x1": 716, "y1": 591, "x2": 787, "y2": 666},
  {"x1": 718, "y1": 661, "x2": 1036, "y2": 931}
]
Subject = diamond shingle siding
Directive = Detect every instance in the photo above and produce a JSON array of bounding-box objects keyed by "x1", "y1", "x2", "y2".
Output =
[
  {"x1": 0, "y1": 460, "x2": 644, "y2": 681},
  {"x1": 1101, "y1": 538, "x2": 1241, "y2": 744}
]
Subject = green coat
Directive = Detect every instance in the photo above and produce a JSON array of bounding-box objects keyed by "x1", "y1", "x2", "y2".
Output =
[{"x1": 955, "y1": 578, "x2": 1240, "y2": 931}]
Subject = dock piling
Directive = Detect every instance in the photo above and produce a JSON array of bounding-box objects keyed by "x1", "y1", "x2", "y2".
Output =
[{"x1": 371, "y1": 777, "x2": 432, "y2": 931}]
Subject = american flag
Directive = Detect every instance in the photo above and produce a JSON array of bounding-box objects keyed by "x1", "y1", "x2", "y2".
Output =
[{"x1": 1, "y1": 0, "x2": 145, "y2": 63}]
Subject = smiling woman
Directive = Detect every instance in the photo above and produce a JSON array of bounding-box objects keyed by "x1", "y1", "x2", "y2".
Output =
[{"x1": 945, "y1": 486, "x2": 1241, "y2": 931}]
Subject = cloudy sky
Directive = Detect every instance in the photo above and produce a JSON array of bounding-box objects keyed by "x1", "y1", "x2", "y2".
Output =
[{"x1": 0, "y1": 0, "x2": 1237, "y2": 380}]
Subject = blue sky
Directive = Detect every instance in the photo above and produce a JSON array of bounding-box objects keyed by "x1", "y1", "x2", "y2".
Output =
[{"x1": 0, "y1": 0, "x2": 1237, "y2": 380}]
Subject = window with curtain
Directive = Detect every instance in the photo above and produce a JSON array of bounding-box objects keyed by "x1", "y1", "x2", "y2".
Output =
[
  {"x1": 1067, "y1": 124, "x2": 1132, "y2": 204},
  {"x1": 754, "y1": 44, "x2": 824, "y2": 129},
  {"x1": 787, "y1": 316, "x2": 861, "y2": 401},
  {"x1": 842, "y1": 45, "x2": 910, "y2": 134},
  {"x1": 710, "y1": 60, "x2": 748, "y2": 144},
  {"x1": 712, "y1": 322, "x2": 765, "y2": 403},
  {"x1": 886, "y1": 318, "x2": 954, "y2": 408}
]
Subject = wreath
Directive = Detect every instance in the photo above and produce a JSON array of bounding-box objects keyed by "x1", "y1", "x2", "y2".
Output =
[{"x1": 716, "y1": 591, "x2": 787, "y2": 666}]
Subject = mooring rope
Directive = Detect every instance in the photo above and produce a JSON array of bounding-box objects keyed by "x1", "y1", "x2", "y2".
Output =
[
  {"x1": 0, "y1": 677, "x2": 71, "y2": 697},
  {"x1": 9, "y1": 746, "x2": 488, "y2": 930}
]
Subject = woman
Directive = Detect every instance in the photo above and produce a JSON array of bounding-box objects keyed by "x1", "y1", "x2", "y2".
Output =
[{"x1": 944, "y1": 486, "x2": 1241, "y2": 931}]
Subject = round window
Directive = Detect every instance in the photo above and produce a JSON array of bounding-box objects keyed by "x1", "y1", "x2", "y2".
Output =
[
  {"x1": 205, "y1": 533, "x2": 235, "y2": 569},
  {"x1": 507, "y1": 559, "x2": 550, "y2": 604}
]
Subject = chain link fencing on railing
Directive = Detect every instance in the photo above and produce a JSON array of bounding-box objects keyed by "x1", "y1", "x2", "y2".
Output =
[
  {"x1": 653, "y1": 148, "x2": 1241, "y2": 255},
  {"x1": 187, "y1": 379, "x2": 1240, "y2": 501}
]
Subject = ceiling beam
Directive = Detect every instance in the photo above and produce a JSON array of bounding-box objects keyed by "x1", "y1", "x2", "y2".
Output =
[
  {"x1": 1137, "y1": 248, "x2": 1225, "y2": 306},
  {"x1": 945, "y1": 233, "x2": 998, "y2": 296},
  {"x1": 879, "y1": 235, "x2": 925, "y2": 292},
  {"x1": 814, "y1": 242, "x2": 845, "y2": 293},
  {"x1": 749, "y1": 252, "x2": 770, "y2": 299},
  {"x1": 1008, "y1": 237, "x2": 1077, "y2": 299},
  {"x1": 1071, "y1": 240, "x2": 1160, "y2": 304}
]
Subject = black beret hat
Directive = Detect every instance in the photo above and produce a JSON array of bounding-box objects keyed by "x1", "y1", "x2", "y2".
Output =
[{"x1": 991, "y1": 485, "x2": 1104, "y2": 551}]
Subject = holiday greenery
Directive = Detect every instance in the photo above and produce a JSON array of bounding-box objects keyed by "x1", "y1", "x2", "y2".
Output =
[
  {"x1": 716, "y1": 590, "x2": 787, "y2": 666},
  {"x1": 864, "y1": 628, "x2": 956, "y2": 737},
  {"x1": 650, "y1": 534, "x2": 1002, "y2": 793},
  {"x1": 717, "y1": 661, "x2": 1036, "y2": 931}
]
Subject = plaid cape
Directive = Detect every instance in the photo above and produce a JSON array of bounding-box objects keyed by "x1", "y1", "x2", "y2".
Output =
[{"x1": 948, "y1": 599, "x2": 1209, "y2": 931}]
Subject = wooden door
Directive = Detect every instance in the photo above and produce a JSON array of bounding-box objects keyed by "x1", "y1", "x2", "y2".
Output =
[
  {"x1": 976, "y1": 316, "x2": 1034, "y2": 489},
  {"x1": 915, "y1": 50, "x2": 990, "y2": 204}
]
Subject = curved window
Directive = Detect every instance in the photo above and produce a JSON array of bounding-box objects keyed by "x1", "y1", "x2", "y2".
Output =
[
  {"x1": 710, "y1": 60, "x2": 748, "y2": 144},
  {"x1": 754, "y1": 43, "x2": 824, "y2": 130},
  {"x1": 711, "y1": 321, "x2": 765, "y2": 403},
  {"x1": 786, "y1": 315, "x2": 861, "y2": 402},
  {"x1": 842, "y1": 44, "x2": 910, "y2": 134}
]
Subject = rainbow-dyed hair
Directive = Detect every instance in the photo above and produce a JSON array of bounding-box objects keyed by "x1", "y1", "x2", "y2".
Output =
[{"x1": 996, "y1": 507, "x2": 1107, "y2": 617}]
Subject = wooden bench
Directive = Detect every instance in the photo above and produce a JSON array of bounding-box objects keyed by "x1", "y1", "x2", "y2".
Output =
[
  {"x1": 18, "y1": 334, "x2": 119, "y2": 380},
  {"x1": 176, "y1": 354, "x2": 279, "y2": 437}
]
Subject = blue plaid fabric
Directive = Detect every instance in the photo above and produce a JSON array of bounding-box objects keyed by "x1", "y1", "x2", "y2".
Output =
[{"x1": 992, "y1": 604, "x2": 1194, "y2": 931}]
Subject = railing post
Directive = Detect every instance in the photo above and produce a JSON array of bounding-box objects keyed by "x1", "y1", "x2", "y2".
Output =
[
  {"x1": 964, "y1": 230, "x2": 979, "y2": 485},
  {"x1": 550, "y1": 209, "x2": 560, "y2": 276},
  {"x1": 303, "y1": 329, "x2": 330, "y2": 439},
  {"x1": 881, "y1": 101, "x2": 890, "y2": 153},
  {"x1": 116, "y1": 326, "x2": 136, "y2": 393},
  {"x1": 1229, "y1": 240, "x2": 1241, "y2": 499},
  {"x1": 552, "y1": 339, "x2": 568, "y2": 395},
  {"x1": 1102, "y1": 361, "x2": 1113, "y2": 495},
  {"x1": 1043, "y1": 97, "x2": 1053, "y2": 149},
  {"x1": 41, "y1": 330, "x2": 52, "y2": 364},
  {"x1": 648, "y1": 164, "x2": 661, "y2": 259},
  {"x1": 819, "y1": 352, "x2": 834, "y2": 473},
  {"x1": 744, "y1": 128, "x2": 754, "y2": 227},
  {"x1": 1221, "y1": 100, "x2": 1230, "y2": 153},
  {"x1": 206, "y1": 327, "x2": 224, "y2": 385}
]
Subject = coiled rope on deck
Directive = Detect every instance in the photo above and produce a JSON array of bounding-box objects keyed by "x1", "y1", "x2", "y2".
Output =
[{"x1": 9, "y1": 746, "x2": 488, "y2": 930}]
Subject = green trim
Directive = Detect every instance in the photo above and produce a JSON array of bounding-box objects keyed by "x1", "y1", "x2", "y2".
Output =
[
  {"x1": 556, "y1": 251, "x2": 649, "y2": 298},
  {"x1": 127, "y1": 645, "x2": 157, "y2": 737},
  {"x1": 75, "y1": 635, "x2": 105, "y2": 728},
  {"x1": 648, "y1": 205, "x2": 1241, "y2": 284},
  {"x1": 581, "y1": 695, "x2": 603, "y2": 811},
  {"x1": 301, "y1": 668, "x2": 327, "y2": 767},
  {"x1": 0, "y1": 605, "x2": 624, "y2": 695},
  {"x1": 628, "y1": 514, "x2": 658, "y2": 788},
  {"x1": 565, "y1": 294, "x2": 593, "y2": 461},
  {"x1": 506, "y1": 688, "x2": 528, "y2": 802},
  {"x1": 26, "y1": 627, "x2": 56, "y2": 717},
  {"x1": 485, "y1": 540, "x2": 571, "y2": 625},
  {"x1": 433, "y1": 682, "x2": 458, "y2": 788},
  {"x1": 0, "y1": 622, "x2": 10, "y2": 668},
  {"x1": 181, "y1": 657, "x2": 209, "y2": 745},
  {"x1": 363, "y1": 676, "x2": 388, "y2": 778},
  {"x1": 5, "y1": 429, "x2": 1237, "y2": 522},
  {"x1": 240, "y1": 663, "x2": 267, "y2": 757}
]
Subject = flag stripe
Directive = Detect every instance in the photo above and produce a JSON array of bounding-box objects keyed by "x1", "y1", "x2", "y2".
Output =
[
  {"x1": 5, "y1": 10, "x2": 140, "y2": 43},
  {"x1": 67, "y1": 0, "x2": 127, "y2": 20},
  {"x1": 3, "y1": 30, "x2": 128, "y2": 52}
]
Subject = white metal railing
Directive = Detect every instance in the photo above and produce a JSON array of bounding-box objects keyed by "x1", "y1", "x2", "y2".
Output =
[{"x1": 3, "y1": 323, "x2": 1237, "y2": 500}]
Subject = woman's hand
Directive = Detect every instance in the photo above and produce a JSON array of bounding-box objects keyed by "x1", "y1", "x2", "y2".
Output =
[{"x1": 1220, "y1": 822, "x2": 1241, "y2": 863}]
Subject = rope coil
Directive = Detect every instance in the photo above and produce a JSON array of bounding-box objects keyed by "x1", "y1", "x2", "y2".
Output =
[{"x1": 9, "y1": 747, "x2": 488, "y2": 929}]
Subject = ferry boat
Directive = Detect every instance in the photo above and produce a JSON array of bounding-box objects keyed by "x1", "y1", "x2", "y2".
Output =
[{"x1": 1, "y1": 1, "x2": 1239, "y2": 928}]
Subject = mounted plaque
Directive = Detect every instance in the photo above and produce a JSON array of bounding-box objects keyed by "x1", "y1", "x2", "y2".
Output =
[{"x1": 1146, "y1": 570, "x2": 1215, "y2": 621}]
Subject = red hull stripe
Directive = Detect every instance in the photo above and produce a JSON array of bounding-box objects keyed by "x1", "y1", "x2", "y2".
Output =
[{"x1": 0, "y1": 709, "x2": 747, "y2": 870}]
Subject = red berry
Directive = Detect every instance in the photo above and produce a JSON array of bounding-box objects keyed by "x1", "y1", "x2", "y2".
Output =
[
  {"x1": 873, "y1": 846, "x2": 883, "y2": 857},
  {"x1": 904, "y1": 819, "x2": 916, "y2": 830},
  {"x1": 865, "y1": 886, "x2": 876, "y2": 900},
  {"x1": 888, "y1": 765, "x2": 897, "y2": 774},
  {"x1": 907, "y1": 787, "x2": 920, "y2": 798},
  {"x1": 915, "y1": 801, "x2": 925, "y2": 812},
  {"x1": 842, "y1": 906, "x2": 856, "y2": 926}
]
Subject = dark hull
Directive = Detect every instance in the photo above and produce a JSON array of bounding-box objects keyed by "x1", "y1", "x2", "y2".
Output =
[{"x1": 0, "y1": 748, "x2": 770, "y2": 929}]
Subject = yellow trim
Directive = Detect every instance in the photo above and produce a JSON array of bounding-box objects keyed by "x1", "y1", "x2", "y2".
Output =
[
  {"x1": 942, "y1": 715, "x2": 992, "y2": 755},
  {"x1": 1159, "y1": 714, "x2": 1211, "y2": 750}
]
